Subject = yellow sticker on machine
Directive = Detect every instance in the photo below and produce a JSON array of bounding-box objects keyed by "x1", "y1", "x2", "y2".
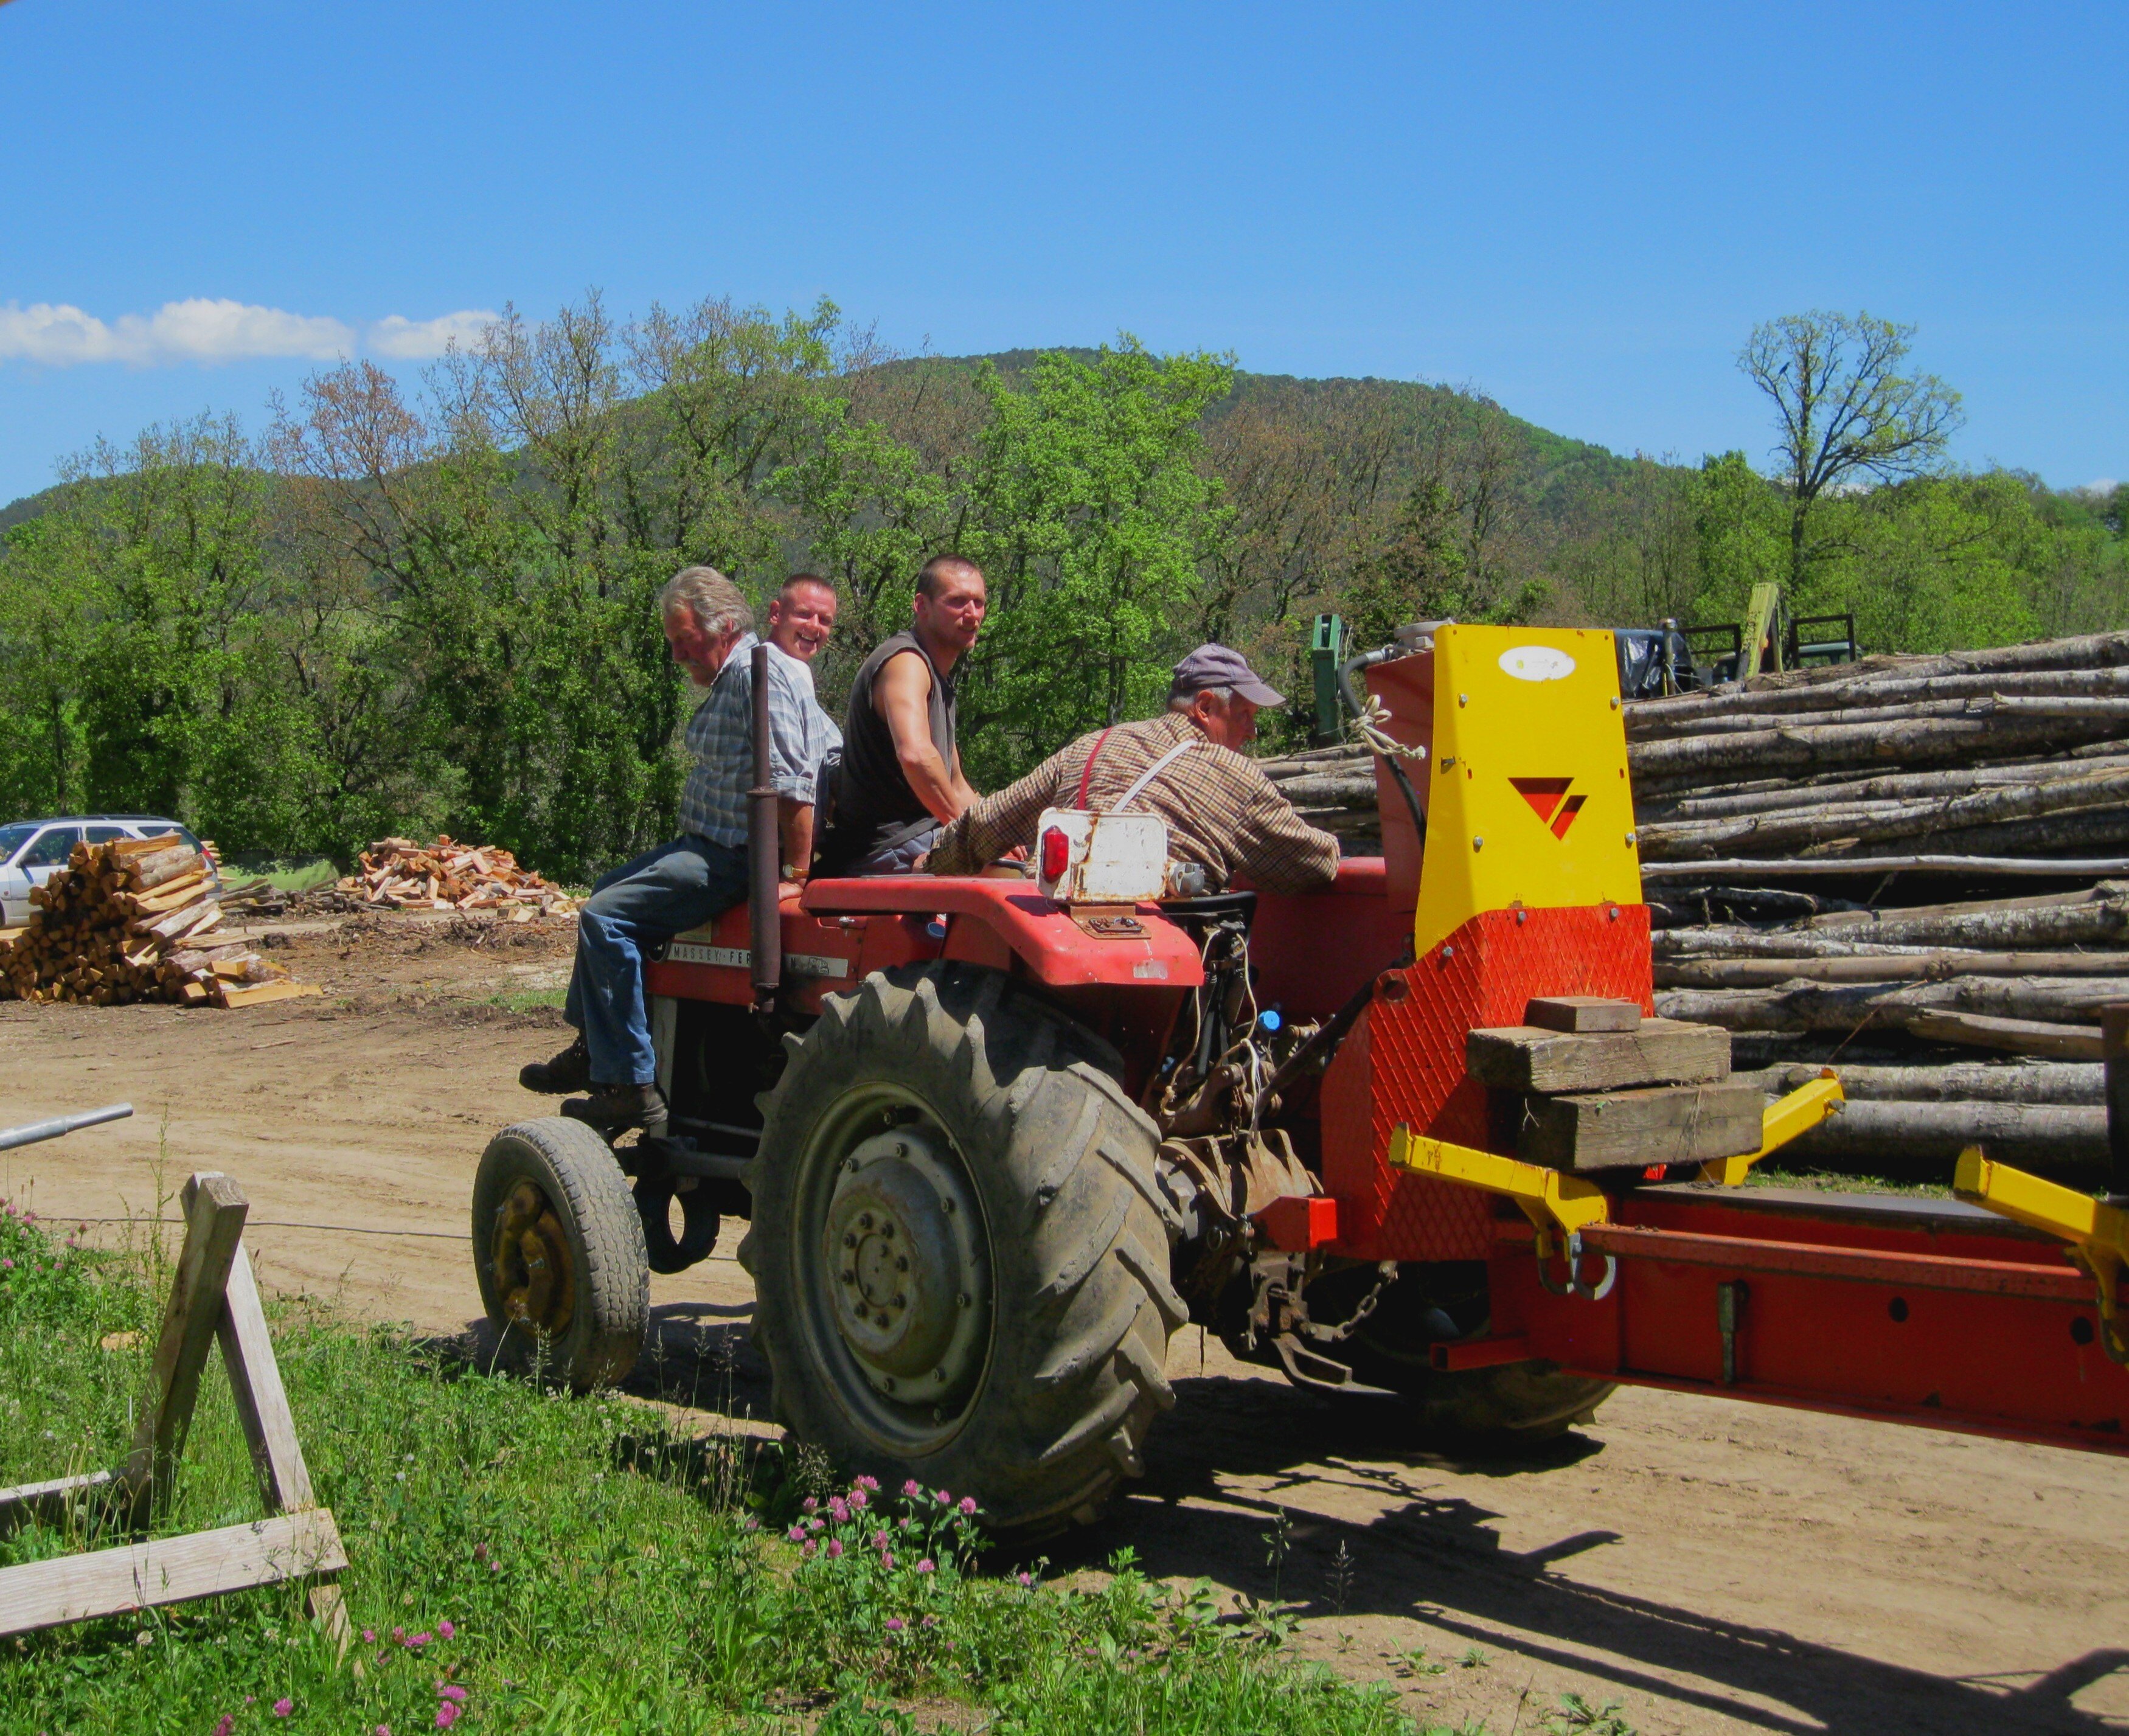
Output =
[{"x1": 1411, "y1": 624, "x2": 1641, "y2": 958}]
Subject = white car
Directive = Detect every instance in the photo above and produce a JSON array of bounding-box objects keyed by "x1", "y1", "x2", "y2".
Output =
[{"x1": 0, "y1": 816, "x2": 214, "y2": 928}]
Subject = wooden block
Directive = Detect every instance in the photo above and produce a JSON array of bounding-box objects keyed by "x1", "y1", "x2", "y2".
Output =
[
  {"x1": 1468, "y1": 1019, "x2": 1731, "y2": 1093},
  {"x1": 1525, "y1": 996, "x2": 1643, "y2": 1033},
  {"x1": 0, "y1": 1509, "x2": 346, "y2": 1638},
  {"x1": 218, "y1": 981, "x2": 321, "y2": 1009},
  {"x1": 1518, "y1": 1082, "x2": 1765, "y2": 1172}
]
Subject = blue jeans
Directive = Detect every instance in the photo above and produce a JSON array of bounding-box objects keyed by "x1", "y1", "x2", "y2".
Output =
[{"x1": 564, "y1": 835, "x2": 749, "y2": 1086}]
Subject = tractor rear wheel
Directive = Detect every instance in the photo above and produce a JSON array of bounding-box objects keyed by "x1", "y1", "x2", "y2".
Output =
[
  {"x1": 741, "y1": 963, "x2": 1185, "y2": 1537},
  {"x1": 472, "y1": 1117, "x2": 648, "y2": 1392},
  {"x1": 1339, "y1": 1263, "x2": 1614, "y2": 1443}
]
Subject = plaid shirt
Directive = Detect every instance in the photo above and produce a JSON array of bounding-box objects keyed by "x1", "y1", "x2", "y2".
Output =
[
  {"x1": 926, "y1": 712, "x2": 1341, "y2": 894},
  {"x1": 678, "y1": 634, "x2": 835, "y2": 848}
]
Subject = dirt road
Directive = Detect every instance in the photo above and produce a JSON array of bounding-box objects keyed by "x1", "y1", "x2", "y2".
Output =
[{"x1": 4, "y1": 913, "x2": 2127, "y2": 1734}]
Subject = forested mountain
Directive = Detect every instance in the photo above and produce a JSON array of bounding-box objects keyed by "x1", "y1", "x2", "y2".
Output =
[{"x1": 1, "y1": 297, "x2": 2121, "y2": 878}]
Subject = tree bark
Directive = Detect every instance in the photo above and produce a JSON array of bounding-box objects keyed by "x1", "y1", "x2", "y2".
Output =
[
  {"x1": 1658, "y1": 950, "x2": 2129, "y2": 987},
  {"x1": 1641, "y1": 768, "x2": 2129, "y2": 861},
  {"x1": 1784, "y1": 1100, "x2": 2107, "y2": 1172},
  {"x1": 1655, "y1": 974, "x2": 2129, "y2": 1033},
  {"x1": 1781, "y1": 1061, "x2": 2103, "y2": 1103},
  {"x1": 1627, "y1": 664, "x2": 2129, "y2": 734},
  {"x1": 1639, "y1": 754, "x2": 2129, "y2": 823},
  {"x1": 1628, "y1": 713, "x2": 2129, "y2": 786}
]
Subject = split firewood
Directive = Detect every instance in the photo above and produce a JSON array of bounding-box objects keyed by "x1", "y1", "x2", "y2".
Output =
[
  {"x1": 335, "y1": 835, "x2": 576, "y2": 915},
  {"x1": 0, "y1": 838, "x2": 311, "y2": 1009}
]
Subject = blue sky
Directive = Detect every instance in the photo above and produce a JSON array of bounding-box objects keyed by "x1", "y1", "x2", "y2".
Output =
[{"x1": 1, "y1": 1, "x2": 2122, "y2": 506}]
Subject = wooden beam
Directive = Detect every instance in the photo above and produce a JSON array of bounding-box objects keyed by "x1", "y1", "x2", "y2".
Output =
[
  {"x1": 0, "y1": 1471, "x2": 115, "y2": 1540},
  {"x1": 122, "y1": 1174, "x2": 248, "y2": 1525},
  {"x1": 217, "y1": 1245, "x2": 315, "y2": 1513},
  {"x1": 1524, "y1": 996, "x2": 1642, "y2": 1033},
  {"x1": 1518, "y1": 1082, "x2": 1766, "y2": 1172},
  {"x1": 0, "y1": 1509, "x2": 346, "y2": 1639},
  {"x1": 1467, "y1": 1019, "x2": 1730, "y2": 1094}
]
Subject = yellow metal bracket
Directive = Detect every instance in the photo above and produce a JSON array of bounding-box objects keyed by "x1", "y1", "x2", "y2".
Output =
[
  {"x1": 1954, "y1": 1147, "x2": 2129, "y2": 1364},
  {"x1": 1388, "y1": 1125, "x2": 1616, "y2": 1298},
  {"x1": 1698, "y1": 1072, "x2": 1847, "y2": 1187}
]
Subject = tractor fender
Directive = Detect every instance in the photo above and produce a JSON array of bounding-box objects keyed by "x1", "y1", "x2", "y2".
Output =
[{"x1": 802, "y1": 875, "x2": 1204, "y2": 991}]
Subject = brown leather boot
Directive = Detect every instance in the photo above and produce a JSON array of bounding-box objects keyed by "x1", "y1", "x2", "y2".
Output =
[
  {"x1": 519, "y1": 1035, "x2": 591, "y2": 1094},
  {"x1": 561, "y1": 1082, "x2": 669, "y2": 1137}
]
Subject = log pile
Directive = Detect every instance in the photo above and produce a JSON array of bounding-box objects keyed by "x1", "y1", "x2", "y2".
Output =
[
  {"x1": 0, "y1": 835, "x2": 316, "y2": 1009},
  {"x1": 1632, "y1": 628, "x2": 2129, "y2": 1179},
  {"x1": 336, "y1": 837, "x2": 575, "y2": 917}
]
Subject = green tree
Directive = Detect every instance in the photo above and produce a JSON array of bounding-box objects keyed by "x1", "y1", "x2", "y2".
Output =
[
  {"x1": 953, "y1": 339, "x2": 1235, "y2": 783},
  {"x1": 1740, "y1": 310, "x2": 1964, "y2": 589}
]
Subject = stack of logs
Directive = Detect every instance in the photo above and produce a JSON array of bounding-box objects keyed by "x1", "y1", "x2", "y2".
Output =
[
  {"x1": 1634, "y1": 628, "x2": 2129, "y2": 1179},
  {"x1": 0, "y1": 835, "x2": 311, "y2": 1008},
  {"x1": 337, "y1": 837, "x2": 575, "y2": 917}
]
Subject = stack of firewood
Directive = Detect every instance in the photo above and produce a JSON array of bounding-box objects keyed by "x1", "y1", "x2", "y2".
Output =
[
  {"x1": 1257, "y1": 746, "x2": 1383, "y2": 842},
  {"x1": 1631, "y1": 629, "x2": 2129, "y2": 1178},
  {"x1": 336, "y1": 837, "x2": 575, "y2": 917},
  {"x1": 0, "y1": 835, "x2": 316, "y2": 1008}
]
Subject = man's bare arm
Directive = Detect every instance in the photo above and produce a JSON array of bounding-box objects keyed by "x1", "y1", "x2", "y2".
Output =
[
  {"x1": 778, "y1": 798, "x2": 814, "y2": 880},
  {"x1": 947, "y1": 743, "x2": 979, "y2": 813},
  {"x1": 876, "y1": 652, "x2": 968, "y2": 825}
]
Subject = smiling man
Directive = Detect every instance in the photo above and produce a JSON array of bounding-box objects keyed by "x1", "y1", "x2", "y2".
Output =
[
  {"x1": 763, "y1": 573, "x2": 842, "y2": 875},
  {"x1": 519, "y1": 565, "x2": 822, "y2": 1134}
]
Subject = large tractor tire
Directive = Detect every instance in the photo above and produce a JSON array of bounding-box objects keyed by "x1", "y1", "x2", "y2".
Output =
[
  {"x1": 741, "y1": 963, "x2": 1185, "y2": 1537},
  {"x1": 1338, "y1": 1263, "x2": 1614, "y2": 1445},
  {"x1": 472, "y1": 1117, "x2": 648, "y2": 1392}
]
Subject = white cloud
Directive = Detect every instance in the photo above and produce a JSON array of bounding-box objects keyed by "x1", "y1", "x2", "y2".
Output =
[
  {"x1": 368, "y1": 310, "x2": 498, "y2": 359},
  {"x1": 0, "y1": 297, "x2": 355, "y2": 366}
]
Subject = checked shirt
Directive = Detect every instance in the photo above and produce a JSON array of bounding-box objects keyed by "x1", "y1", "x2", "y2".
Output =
[
  {"x1": 678, "y1": 634, "x2": 837, "y2": 848},
  {"x1": 926, "y1": 711, "x2": 1341, "y2": 894}
]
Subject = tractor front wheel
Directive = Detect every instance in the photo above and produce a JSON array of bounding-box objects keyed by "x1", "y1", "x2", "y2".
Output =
[
  {"x1": 741, "y1": 964, "x2": 1186, "y2": 1537},
  {"x1": 471, "y1": 1117, "x2": 648, "y2": 1392}
]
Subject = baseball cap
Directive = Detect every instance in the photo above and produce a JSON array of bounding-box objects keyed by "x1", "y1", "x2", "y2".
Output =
[{"x1": 1170, "y1": 644, "x2": 1287, "y2": 708}]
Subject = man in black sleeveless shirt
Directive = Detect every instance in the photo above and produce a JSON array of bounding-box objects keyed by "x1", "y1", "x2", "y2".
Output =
[{"x1": 816, "y1": 555, "x2": 985, "y2": 874}]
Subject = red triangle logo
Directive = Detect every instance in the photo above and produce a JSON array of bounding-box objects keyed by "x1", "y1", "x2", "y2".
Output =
[{"x1": 1510, "y1": 777, "x2": 1586, "y2": 839}]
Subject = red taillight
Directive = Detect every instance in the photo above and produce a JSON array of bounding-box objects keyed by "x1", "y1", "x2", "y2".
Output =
[{"x1": 1040, "y1": 826, "x2": 1071, "y2": 883}]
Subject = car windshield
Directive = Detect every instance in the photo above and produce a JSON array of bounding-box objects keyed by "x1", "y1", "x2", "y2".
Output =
[{"x1": 0, "y1": 821, "x2": 41, "y2": 864}]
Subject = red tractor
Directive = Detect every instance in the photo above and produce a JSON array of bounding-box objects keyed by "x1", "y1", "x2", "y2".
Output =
[{"x1": 471, "y1": 623, "x2": 2129, "y2": 1536}]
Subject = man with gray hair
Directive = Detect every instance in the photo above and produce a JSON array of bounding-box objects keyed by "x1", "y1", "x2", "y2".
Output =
[
  {"x1": 924, "y1": 643, "x2": 1341, "y2": 894},
  {"x1": 519, "y1": 564, "x2": 826, "y2": 1133}
]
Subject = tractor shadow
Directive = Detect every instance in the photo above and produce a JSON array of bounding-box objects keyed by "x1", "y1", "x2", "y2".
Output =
[{"x1": 1037, "y1": 1365, "x2": 2129, "y2": 1736}]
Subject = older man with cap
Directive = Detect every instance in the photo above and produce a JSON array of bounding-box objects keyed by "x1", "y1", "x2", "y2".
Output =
[{"x1": 924, "y1": 644, "x2": 1341, "y2": 894}]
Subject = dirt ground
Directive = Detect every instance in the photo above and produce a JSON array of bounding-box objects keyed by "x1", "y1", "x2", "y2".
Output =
[{"x1": 4, "y1": 910, "x2": 2128, "y2": 1734}]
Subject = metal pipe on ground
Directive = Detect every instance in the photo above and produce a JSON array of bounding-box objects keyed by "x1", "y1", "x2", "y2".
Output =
[
  {"x1": 747, "y1": 642, "x2": 782, "y2": 1011},
  {"x1": 0, "y1": 1103, "x2": 133, "y2": 1152}
]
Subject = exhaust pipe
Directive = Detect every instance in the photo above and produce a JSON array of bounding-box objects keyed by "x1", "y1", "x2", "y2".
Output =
[{"x1": 748, "y1": 642, "x2": 783, "y2": 1011}]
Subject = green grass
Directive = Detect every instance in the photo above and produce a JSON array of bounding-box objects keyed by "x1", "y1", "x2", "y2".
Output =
[
  {"x1": 0, "y1": 1201, "x2": 1415, "y2": 1735},
  {"x1": 222, "y1": 855, "x2": 342, "y2": 893},
  {"x1": 482, "y1": 988, "x2": 570, "y2": 1014}
]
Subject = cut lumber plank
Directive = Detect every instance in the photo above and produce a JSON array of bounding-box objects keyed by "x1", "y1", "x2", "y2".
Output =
[
  {"x1": 0, "y1": 1509, "x2": 346, "y2": 1639},
  {"x1": 1517, "y1": 1081, "x2": 1766, "y2": 1172},
  {"x1": 109, "y1": 833, "x2": 182, "y2": 858},
  {"x1": 217, "y1": 1245, "x2": 314, "y2": 1512},
  {"x1": 217, "y1": 981, "x2": 322, "y2": 1009},
  {"x1": 1467, "y1": 1019, "x2": 1731, "y2": 1093},
  {"x1": 1525, "y1": 996, "x2": 1642, "y2": 1033},
  {"x1": 1904, "y1": 1010, "x2": 2103, "y2": 1060},
  {"x1": 122, "y1": 1174, "x2": 248, "y2": 1524},
  {"x1": 0, "y1": 1471, "x2": 116, "y2": 1540}
]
